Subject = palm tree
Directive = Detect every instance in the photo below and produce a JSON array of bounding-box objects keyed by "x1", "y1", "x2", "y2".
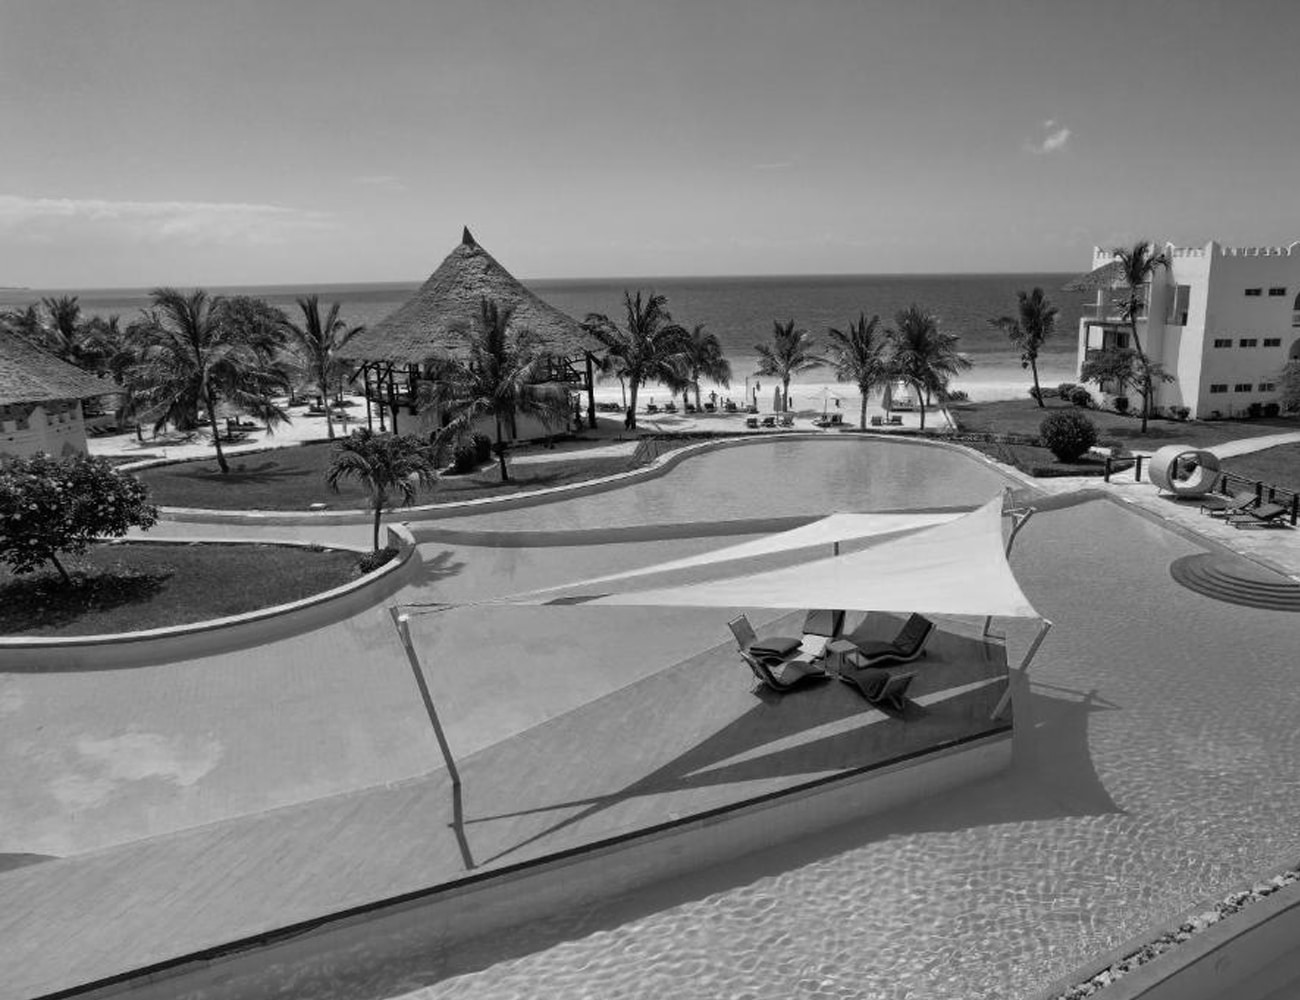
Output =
[
  {"x1": 989, "y1": 288, "x2": 1058, "y2": 408},
  {"x1": 827, "y1": 313, "x2": 888, "y2": 429},
  {"x1": 886, "y1": 304, "x2": 971, "y2": 430},
  {"x1": 39, "y1": 295, "x2": 82, "y2": 360},
  {"x1": 283, "y1": 295, "x2": 363, "y2": 439},
  {"x1": 1111, "y1": 240, "x2": 1171, "y2": 432},
  {"x1": 680, "y1": 324, "x2": 731, "y2": 410},
  {"x1": 422, "y1": 298, "x2": 572, "y2": 482},
  {"x1": 325, "y1": 428, "x2": 438, "y2": 550},
  {"x1": 584, "y1": 291, "x2": 689, "y2": 430},
  {"x1": 129, "y1": 288, "x2": 291, "y2": 473},
  {"x1": 755, "y1": 320, "x2": 822, "y2": 413}
]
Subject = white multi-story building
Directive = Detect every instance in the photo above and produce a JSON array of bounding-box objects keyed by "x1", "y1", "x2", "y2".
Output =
[{"x1": 1074, "y1": 240, "x2": 1300, "y2": 418}]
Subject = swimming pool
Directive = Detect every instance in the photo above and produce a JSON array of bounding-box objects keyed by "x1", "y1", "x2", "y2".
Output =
[{"x1": 444, "y1": 437, "x2": 1016, "y2": 530}]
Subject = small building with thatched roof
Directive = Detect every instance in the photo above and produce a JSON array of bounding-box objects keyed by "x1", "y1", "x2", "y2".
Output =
[
  {"x1": 338, "y1": 228, "x2": 598, "y2": 437},
  {"x1": 0, "y1": 330, "x2": 110, "y2": 459}
]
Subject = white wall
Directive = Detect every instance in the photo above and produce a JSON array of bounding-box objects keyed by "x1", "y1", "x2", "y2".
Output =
[{"x1": 0, "y1": 400, "x2": 89, "y2": 459}]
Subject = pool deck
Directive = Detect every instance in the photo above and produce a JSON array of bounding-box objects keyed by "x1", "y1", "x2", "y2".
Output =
[{"x1": 0, "y1": 617, "x2": 1008, "y2": 1000}]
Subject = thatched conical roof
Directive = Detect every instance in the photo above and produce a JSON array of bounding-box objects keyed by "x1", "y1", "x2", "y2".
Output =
[
  {"x1": 1062, "y1": 260, "x2": 1124, "y2": 292},
  {"x1": 0, "y1": 331, "x2": 110, "y2": 405},
  {"x1": 338, "y1": 228, "x2": 590, "y2": 363}
]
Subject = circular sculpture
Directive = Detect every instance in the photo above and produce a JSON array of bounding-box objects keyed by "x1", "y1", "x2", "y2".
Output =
[{"x1": 1148, "y1": 445, "x2": 1220, "y2": 496}]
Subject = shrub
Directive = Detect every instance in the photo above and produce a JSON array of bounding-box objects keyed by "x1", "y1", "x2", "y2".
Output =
[
  {"x1": 1057, "y1": 382, "x2": 1077, "y2": 399},
  {"x1": 1039, "y1": 411, "x2": 1098, "y2": 462},
  {"x1": 1173, "y1": 406, "x2": 1191, "y2": 421},
  {"x1": 1247, "y1": 402, "x2": 1263, "y2": 419},
  {"x1": 1264, "y1": 402, "x2": 1280, "y2": 418},
  {"x1": 357, "y1": 546, "x2": 398, "y2": 574},
  {"x1": 1113, "y1": 396, "x2": 1130, "y2": 414},
  {"x1": 1069, "y1": 387, "x2": 1093, "y2": 407},
  {"x1": 451, "y1": 442, "x2": 479, "y2": 474},
  {"x1": 472, "y1": 433, "x2": 493, "y2": 463},
  {"x1": 0, "y1": 453, "x2": 160, "y2": 585}
]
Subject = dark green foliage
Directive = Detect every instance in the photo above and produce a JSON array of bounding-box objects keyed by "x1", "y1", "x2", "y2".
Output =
[
  {"x1": 357, "y1": 547, "x2": 398, "y2": 574},
  {"x1": 326, "y1": 429, "x2": 438, "y2": 550},
  {"x1": 1069, "y1": 387, "x2": 1093, "y2": 407},
  {"x1": 452, "y1": 442, "x2": 480, "y2": 474},
  {"x1": 1040, "y1": 411, "x2": 1098, "y2": 462},
  {"x1": 1264, "y1": 402, "x2": 1280, "y2": 418},
  {"x1": 0, "y1": 454, "x2": 159, "y2": 585},
  {"x1": 1057, "y1": 382, "x2": 1077, "y2": 399},
  {"x1": 1113, "y1": 396, "x2": 1130, "y2": 414},
  {"x1": 472, "y1": 433, "x2": 493, "y2": 463}
]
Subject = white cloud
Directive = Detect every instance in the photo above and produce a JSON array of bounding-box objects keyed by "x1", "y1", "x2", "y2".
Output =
[
  {"x1": 0, "y1": 194, "x2": 334, "y2": 247},
  {"x1": 1024, "y1": 119, "x2": 1072, "y2": 155},
  {"x1": 354, "y1": 173, "x2": 406, "y2": 192}
]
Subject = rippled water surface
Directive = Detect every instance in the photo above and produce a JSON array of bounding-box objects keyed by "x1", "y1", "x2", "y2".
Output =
[{"x1": 448, "y1": 438, "x2": 1012, "y2": 530}]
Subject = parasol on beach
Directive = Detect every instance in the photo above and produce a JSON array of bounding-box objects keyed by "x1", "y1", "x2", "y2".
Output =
[{"x1": 773, "y1": 386, "x2": 783, "y2": 413}]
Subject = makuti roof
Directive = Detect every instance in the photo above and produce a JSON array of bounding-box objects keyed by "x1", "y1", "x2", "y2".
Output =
[
  {"x1": 0, "y1": 330, "x2": 109, "y2": 405},
  {"x1": 338, "y1": 228, "x2": 591, "y2": 364},
  {"x1": 1062, "y1": 260, "x2": 1125, "y2": 292}
]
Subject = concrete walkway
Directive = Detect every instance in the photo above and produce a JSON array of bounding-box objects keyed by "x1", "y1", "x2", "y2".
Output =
[{"x1": 1208, "y1": 429, "x2": 1300, "y2": 458}]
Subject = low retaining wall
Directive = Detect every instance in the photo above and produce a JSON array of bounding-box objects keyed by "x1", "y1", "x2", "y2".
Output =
[
  {"x1": 0, "y1": 525, "x2": 419, "y2": 671},
  {"x1": 62, "y1": 729, "x2": 1011, "y2": 1000}
]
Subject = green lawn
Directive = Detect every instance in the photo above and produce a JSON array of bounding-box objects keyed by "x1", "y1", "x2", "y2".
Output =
[
  {"x1": 134, "y1": 441, "x2": 660, "y2": 510},
  {"x1": 951, "y1": 397, "x2": 1295, "y2": 449},
  {"x1": 0, "y1": 542, "x2": 361, "y2": 636},
  {"x1": 1221, "y1": 443, "x2": 1300, "y2": 493}
]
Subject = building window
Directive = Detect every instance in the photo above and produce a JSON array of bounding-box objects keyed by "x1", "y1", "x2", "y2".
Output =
[
  {"x1": 1239, "y1": 338, "x2": 1258, "y2": 347},
  {"x1": 1264, "y1": 337, "x2": 1281, "y2": 347},
  {"x1": 1209, "y1": 384, "x2": 1228, "y2": 393},
  {"x1": 1213, "y1": 338, "x2": 1232, "y2": 348},
  {"x1": 1259, "y1": 382, "x2": 1277, "y2": 392},
  {"x1": 1269, "y1": 287, "x2": 1287, "y2": 296},
  {"x1": 1234, "y1": 383, "x2": 1253, "y2": 392},
  {"x1": 1245, "y1": 288, "x2": 1263, "y2": 296},
  {"x1": 1166, "y1": 284, "x2": 1190, "y2": 325}
]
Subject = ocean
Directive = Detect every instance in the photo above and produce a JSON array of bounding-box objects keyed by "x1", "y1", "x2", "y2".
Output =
[{"x1": 1, "y1": 273, "x2": 1087, "y2": 400}]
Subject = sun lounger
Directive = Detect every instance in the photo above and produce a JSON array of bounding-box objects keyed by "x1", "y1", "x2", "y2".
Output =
[
  {"x1": 779, "y1": 414, "x2": 795, "y2": 427},
  {"x1": 887, "y1": 415, "x2": 903, "y2": 425},
  {"x1": 664, "y1": 401, "x2": 678, "y2": 413},
  {"x1": 704, "y1": 402, "x2": 716, "y2": 413},
  {"x1": 746, "y1": 416, "x2": 760, "y2": 429},
  {"x1": 645, "y1": 403, "x2": 659, "y2": 414},
  {"x1": 845, "y1": 613, "x2": 935, "y2": 667},
  {"x1": 1228, "y1": 502, "x2": 1291, "y2": 528},
  {"x1": 728, "y1": 614, "x2": 803, "y2": 657},
  {"x1": 840, "y1": 668, "x2": 915, "y2": 710},
  {"x1": 1201, "y1": 493, "x2": 1257, "y2": 517},
  {"x1": 870, "y1": 415, "x2": 883, "y2": 426},
  {"x1": 761, "y1": 416, "x2": 777, "y2": 428},
  {"x1": 738, "y1": 649, "x2": 827, "y2": 692},
  {"x1": 799, "y1": 608, "x2": 845, "y2": 660}
]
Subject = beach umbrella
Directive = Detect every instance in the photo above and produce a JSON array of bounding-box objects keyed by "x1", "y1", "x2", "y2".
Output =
[{"x1": 773, "y1": 386, "x2": 783, "y2": 413}]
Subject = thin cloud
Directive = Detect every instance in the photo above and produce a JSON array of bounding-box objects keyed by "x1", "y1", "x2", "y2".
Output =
[
  {"x1": 1024, "y1": 119, "x2": 1071, "y2": 155},
  {"x1": 0, "y1": 194, "x2": 334, "y2": 246},
  {"x1": 354, "y1": 173, "x2": 406, "y2": 192}
]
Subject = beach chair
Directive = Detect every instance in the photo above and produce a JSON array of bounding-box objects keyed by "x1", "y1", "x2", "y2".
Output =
[
  {"x1": 738, "y1": 649, "x2": 827, "y2": 692},
  {"x1": 840, "y1": 668, "x2": 915, "y2": 710},
  {"x1": 779, "y1": 414, "x2": 795, "y2": 427},
  {"x1": 728, "y1": 614, "x2": 803, "y2": 658},
  {"x1": 704, "y1": 402, "x2": 716, "y2": 413},
  {"x1": 645, "y1": 402, "x2": 659, "y2": 414},
  {"x1": 1201, "y1": 493, "x2": 1257, "y2": 518},
  {"x1": 761, "y1": 416, "x2": 777, "y2": 428},
  {"x1": 664, "y1": 401, "x2": 678, "y2": 413},
  {"x1": 1228, "y1": 502, "x2": 1291, "y2": 528},
  {"x1": 799, "y1": 608, "x2": 845, "y2": 660},
  {"x1": 870, "y1": 415, "x2": 883, "y2": 427},
  {"x1": 746, "y1": 416, "x2": 760, "y2": 429},
  {"x1": 845, "y1": 613, "x2": 935, "y2": 667}
]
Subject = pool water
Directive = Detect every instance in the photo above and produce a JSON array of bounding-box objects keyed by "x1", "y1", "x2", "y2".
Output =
[{"x1": 446, "y1": 437, "x2": 1015, "y2": 530}]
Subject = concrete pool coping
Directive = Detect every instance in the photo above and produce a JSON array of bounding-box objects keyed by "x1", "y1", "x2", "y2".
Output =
[{"x1": 0, "y1": 617, "x2": 1012, "y2": 999}]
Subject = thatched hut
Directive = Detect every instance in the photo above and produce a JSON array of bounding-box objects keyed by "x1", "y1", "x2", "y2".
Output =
[
  {"x1": 338, "y1": 228, "x2": 598, "y2": 436},
  {"x1": 0, "y1": 330, "x2": 111, "y2": 459}
]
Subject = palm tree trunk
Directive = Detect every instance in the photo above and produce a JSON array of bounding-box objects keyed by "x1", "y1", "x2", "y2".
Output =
[
  {"x1": 1127, "y1": 305, "x2": 1152, "y2": 433},
  {"x1": 371, "y1": 499, "x2": 383, "y2": 552},
  {"x1": 495, "y1": 416, "x2": 509, "y2": 482},
  {"x1": 694, "y1": 381, "x2": 702, "y2": 409},
  {"x1": 782, "y1": 377, "x2": 790, "y2": 413},
  {"x1": 626, "y1": 380, "x2": 639, "y2": 430},
  {"x1": 1030, "y1": 357, "x2": 1044, "y2": 407},
  {"x1": 206, "y1": 392, "x2": 229, "y2": 473},
  {"x1": 49, "y1": 552, "x2": 72, "y2": 587},
  {"x1": 859, "y1": 382, "x2": 869, "y2": 429},
  {"x1": 321, "y1": 373, "x2": 335, "y2": 439},
  {"x1": 915, "y1": 380, "x2": 926, "y2": 430}
]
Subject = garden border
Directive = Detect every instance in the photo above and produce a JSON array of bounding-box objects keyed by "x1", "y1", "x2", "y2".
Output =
[{"x1": 0, "y1": 525, "x2": 419, "y2": 671}]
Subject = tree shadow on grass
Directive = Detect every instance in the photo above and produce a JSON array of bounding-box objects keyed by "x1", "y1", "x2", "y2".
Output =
[
  {"x1": 166, "y1": 460, "x2": 318, "y2": 484},
  {"x1": 0, "y1": 568, "x2": 172, "y2": 636}
]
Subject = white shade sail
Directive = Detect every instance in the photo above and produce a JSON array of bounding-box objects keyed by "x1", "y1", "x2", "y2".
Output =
[{"x1": 502, "y1": 498, "x2": 1039, "y2": 619}]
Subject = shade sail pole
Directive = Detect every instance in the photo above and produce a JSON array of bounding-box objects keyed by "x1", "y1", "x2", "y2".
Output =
[{"x1": 990, "y1": 618, "x2": 1053, "y2": 720}]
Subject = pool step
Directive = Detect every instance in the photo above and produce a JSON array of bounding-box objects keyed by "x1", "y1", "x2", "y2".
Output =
[{"x1": 1170, "y1": 554, "x2": 1300, "y2": 612}]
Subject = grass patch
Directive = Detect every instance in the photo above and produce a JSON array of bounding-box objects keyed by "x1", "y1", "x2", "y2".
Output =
[
  {"x1": 963, "y1": 440, "x2": 1122, "y2": 478},
  {"x1": 1221, "y1": 443, "x2": 1300, "y2": 493},
  {"x1": 951, "y1": 398, "x2": 1294, "y2": 449},
  {"x1": 136, "y1": 440, "x2": 683, "y2": 510},
  {"x1": 0, "y1": 542, "x2": 361, "y2": 637}
]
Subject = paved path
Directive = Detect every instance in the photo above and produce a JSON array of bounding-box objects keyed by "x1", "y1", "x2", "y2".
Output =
[{"x1": 1208, "y1": 429, "x2": 1300, "y2": 458}]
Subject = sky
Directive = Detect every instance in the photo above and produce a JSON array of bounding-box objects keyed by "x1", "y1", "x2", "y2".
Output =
[{"x1": 2, "y1": 0, "x2": 1299, "y2": 287}]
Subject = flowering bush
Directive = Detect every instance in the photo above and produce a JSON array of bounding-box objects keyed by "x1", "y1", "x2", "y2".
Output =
[
  {"x1": 1039, "y1": 411, "x2": 1098, "y2": 462},
  {"x1": 0, "y1": 453, "x2": 159, "y2": 584}
]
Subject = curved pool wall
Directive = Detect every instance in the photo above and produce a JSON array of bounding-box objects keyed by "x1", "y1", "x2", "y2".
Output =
[
  {"x1": 436, "y1": 435, "x2": 1017, "y2": 531},
  {"x1": 153, "y1": 434, "x2": 1021, "y2": 527},
  {"x1": 0, "y1": 525, "x2": 420, "y2": 670}
]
